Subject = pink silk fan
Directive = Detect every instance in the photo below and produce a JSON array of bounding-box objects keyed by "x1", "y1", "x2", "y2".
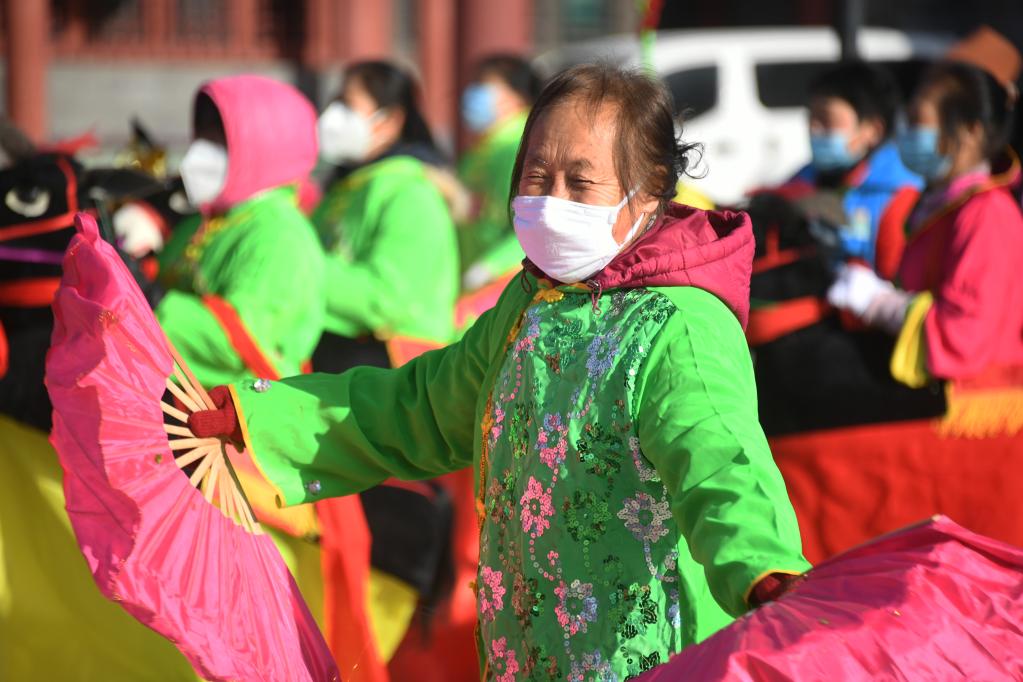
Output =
[
  {"x1": 637, "y1": 515, "x2": 1023, "y2": 681},
  {"x1": 46, "y1": 213, "x2": 340, "y2": 682}
]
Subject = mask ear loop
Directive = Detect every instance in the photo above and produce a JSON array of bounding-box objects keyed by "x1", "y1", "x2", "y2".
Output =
[{"x1": 615, "y1": 187, "x2": 647, "y2": 246}]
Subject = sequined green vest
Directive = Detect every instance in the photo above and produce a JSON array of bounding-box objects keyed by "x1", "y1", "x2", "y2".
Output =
[{"x1": 478, "y1": 287, "x2": 708, "y2": 681}]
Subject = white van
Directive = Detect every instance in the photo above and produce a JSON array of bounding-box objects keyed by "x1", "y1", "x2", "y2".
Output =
[{"x1": 535, "y1": 27, "x2": 951, "y2": 205}]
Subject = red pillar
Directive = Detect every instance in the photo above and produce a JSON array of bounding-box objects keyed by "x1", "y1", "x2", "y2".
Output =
[
  {"x1": 338, "y1": 0, "x2": 394, "y2": 62},
  {"x1": 229, "y1": 0, "x2": 259, "y2": 57},
  {"x1": 418, "y1": 0, "x2": 458, "y2": 147},
  {"x1": 456, "y1": 0, "x2": 534, "y2": 149},
  {"x1": 4, "y1": 0, "x2": 50, "y2": 142},
  {"x1": 458, "y1": 0, "x2": 533, "y2": 79},
  {"x1": 304, "y1": 0, "x2": 333, "y2": 69}
]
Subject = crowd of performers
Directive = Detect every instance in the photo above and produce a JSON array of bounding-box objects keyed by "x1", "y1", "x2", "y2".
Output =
[{"x1": 2, "y1": 24, "x2": 1023, "y2": 682}]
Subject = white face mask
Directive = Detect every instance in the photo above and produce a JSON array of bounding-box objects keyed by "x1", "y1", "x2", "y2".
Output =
[
  {"x1": 317, "y1": 101, "x2": 380, "y2": 165},
  {"x1": 179, "y1": 139, "x2": 228, "y2": 208},
  {"x1": 511, "y1": 190, "x2": 646, "y2": 283}
]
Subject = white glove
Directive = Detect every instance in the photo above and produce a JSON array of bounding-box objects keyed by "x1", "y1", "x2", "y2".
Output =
[
  {"x1": 113, "y1": 202, "x2": 165, "y2": 258},
  {"x1": 827, "y1": 263, "x2": 894, "y2": 317},
  {"x1": 462, "y1": 262, "x2": 495, "y2": 292}
]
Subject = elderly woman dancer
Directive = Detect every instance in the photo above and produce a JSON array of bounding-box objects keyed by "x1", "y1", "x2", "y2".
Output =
[{"x1": 189, "y1": 64, "x2": 809, "y2": 681}]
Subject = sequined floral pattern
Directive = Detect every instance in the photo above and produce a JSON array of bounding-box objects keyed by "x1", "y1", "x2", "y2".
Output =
[
  {"x1": 480, "y1": 566, "x2": 507, "y2": 622},
  {"x1": 519, "y1": 477, "x2": 554, "y2": 536},
  {"x1": 537, "y1": 413, "x2": 568, "y2": 469},
  {"x1": 555, "y1": 579, "x2": 599, "y2": 635},
  {"x1": 617, "y1": 493, "x2": 672, "y2": 544},
  {"x1": 569, "y1": 651, "x2": 616, "y2": 682},
  {"x1": 490, "y1": 637, "x2": 520, "y2": 682},
  {"x1": 477, "y1": 286, "x2": 687, "y2": 680}
]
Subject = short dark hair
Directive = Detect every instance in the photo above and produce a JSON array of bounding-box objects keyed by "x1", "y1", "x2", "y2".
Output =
[
  {"x1": 473, "y1": 54, "x2": 543, "y2": 105},
  {"x1": 918, "y1": 60, "x2": 1016, "y2": 161},
  {"x1": 193, "y1": 92, "x2": 226, "y2": 146},
  {"x1": 809, "y1": 61, "x2": 901, "y2": 138},
  {"x1": 509, "y1": 63, "x2": 702, "y2": 217},
  {"x1": 342, "y1": 60, "x2": 437, "y2": 151}
]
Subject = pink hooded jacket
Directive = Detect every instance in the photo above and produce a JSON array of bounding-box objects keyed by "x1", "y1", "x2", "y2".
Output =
[
  {"x1": 899, "y1": 157, "x2": 1023, "y2": 381},
  {"x1": 197, "y1": 75, "x2": 318, "y2": 216},
  {"x1": 526, "y1": 202, "x2": 755, "y2": 329}
]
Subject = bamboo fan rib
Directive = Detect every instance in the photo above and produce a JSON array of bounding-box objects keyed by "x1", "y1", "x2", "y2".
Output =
[{"x1": 160, "y1": 346, "x2": 262, "y2": 535}]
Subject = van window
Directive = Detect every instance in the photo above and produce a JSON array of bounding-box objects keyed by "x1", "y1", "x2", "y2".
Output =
[
  {"x1": 756, "y1": 62, "x2": 833, "y2": 109},
  {"x1": 757, "y1": 59, "x2": 932, "y2": 109},
  {"x1": 664, "y1": 66, "x2": 718, "y2": 119}
]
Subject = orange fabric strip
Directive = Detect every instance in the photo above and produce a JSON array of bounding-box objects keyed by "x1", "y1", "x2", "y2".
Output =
[
  {"x1": 0, "y1": 212, "x2": 77, "y2": 244},
  {"x1": 201, "y1": 295, "x2": 280, "y2": 380},
  {"x1": 0, "y1": 277, "x2": 61, "y2": 307},
  {"x1": 385, "y1": 336, "x2": 444, "y2": 368},
  {"x1": 874, "y1": 186, "x2": 918, "y2": 280},
  {"x1": 751, "y1": 247, "x2": 815, "y2": 275},
  {"x1": 746, "y1": 296, "x2": 832, "y2": 346}
]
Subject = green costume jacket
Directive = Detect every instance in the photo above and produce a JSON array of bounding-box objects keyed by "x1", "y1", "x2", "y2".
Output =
[
  {"x1": 458, "y1": 113, "x2": 528, "y2": 283},
  {"x1": 157, "y1": 187, "x2": 326, "y2": 385},
  {"x1": 313, "y1": 155, "x2": 458, "y2": 344},
  {"x1": 233, "y1": 204, "x2": 809, "y2": 680}
]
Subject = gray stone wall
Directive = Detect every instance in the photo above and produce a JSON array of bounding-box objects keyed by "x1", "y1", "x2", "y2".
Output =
[{"x1": 0, "y1": 59, "x2": 346, "y2": 165}]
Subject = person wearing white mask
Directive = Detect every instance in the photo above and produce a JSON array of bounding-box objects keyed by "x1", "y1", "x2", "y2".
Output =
[
  {"x1": 310, "y1": 60, "x2": 463, "y2": 670},
  {"x1": 153, "y1": 74, "x2": 335, "y2": 681},
  {"x1": 458, "y1": 55, "x2": 542, "y2": 292},
  {"x1": 156, "y1": 74, "x2": 325, "y2": 387},
  {"x1": 311, "y1": 60, "x2": 459, "y2": 373},
  {"x1": 186, "y1": 63, "x2": 810, "y2": 680}
]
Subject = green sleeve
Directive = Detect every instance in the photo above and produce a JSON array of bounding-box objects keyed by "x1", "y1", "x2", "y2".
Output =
[
  {"x1": 638, "y1": 287, "x2": 810, "y2": 617},
  {"x1": 324, "y1": 180, "x2": 456, "y2": 342},
  {"x1": 233, "y1": 281, "x2": 523, "y2": 506}
]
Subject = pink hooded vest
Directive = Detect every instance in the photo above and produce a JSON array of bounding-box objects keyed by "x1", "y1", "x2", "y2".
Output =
[{"x1": 196, "y1": 75, "x2": 318, "y2": 216}]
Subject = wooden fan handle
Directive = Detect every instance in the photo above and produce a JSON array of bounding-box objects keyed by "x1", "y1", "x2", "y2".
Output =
[
  {"x1": 164, "y1": 338, "x2": 216, "y2": 410},
  {"x1": 188, "y1": 448, "x2": 218, "y2": 488},
  {"x1": 168, "y1": 437, "x2": 222, "y2": 452},
  {"x1": 175, "y1": 444, "x2": 216, "y2": 469},
  {"x1": 164, "y1": 377, "x2": 200, "y2": 414},
  {"x1": 218, "y1": 467, "x2": 236, "y2": 525},
  {"x1": 163, "y1": 423, "x2": 195, "y2": 438},
  {"x1": 160, "y1": 401, "x2": 189, "y2": 424},
  {"x1": 172, "y1": 365, "x2": 206, "y2": 413},
  {"x1": 204, "y1": 452, "x2": 223, "y2": 504}
]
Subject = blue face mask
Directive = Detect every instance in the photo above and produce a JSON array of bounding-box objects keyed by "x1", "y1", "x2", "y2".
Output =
[
  {"x1": 810, "y1": 132, "x2": 861, "y2": 172},
  {"x1": 897, "y1": 126, "x2": 952, "y2": 181},
  {"x1": 461, "y1": 83, "x2": 499, "y2": 133}
]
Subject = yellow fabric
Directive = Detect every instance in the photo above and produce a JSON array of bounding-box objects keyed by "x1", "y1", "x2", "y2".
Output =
[
  {"x1": 890, "y1": 292, "x2": 934, "y2": 389},
  {"x1": 673, "y1": 182, "x2": 715, "y2": 210},
  {"x1": 266, "y1": 526, "x2": 325, "y2": 629},
  {"x1": 0, "y1": 415, "x2": 199, "y2": 681},
  {"x1": 365, "y1": 568, "x2": 418, "y2": 661},
  {"x1": 937, "y1": 385, "x2": 1023, "y2": 438},
  {"x1": 886, "y1": 293, "x2": 1023, "y2": 437}
]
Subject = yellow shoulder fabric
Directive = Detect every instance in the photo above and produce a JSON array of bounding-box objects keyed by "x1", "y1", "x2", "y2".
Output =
[
  {"x1": 673, "y1": 182, "x2": 715, "y2": 210},
  {"x1": 890, "y1": 292, "x2": 934, "y2": 389}
]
